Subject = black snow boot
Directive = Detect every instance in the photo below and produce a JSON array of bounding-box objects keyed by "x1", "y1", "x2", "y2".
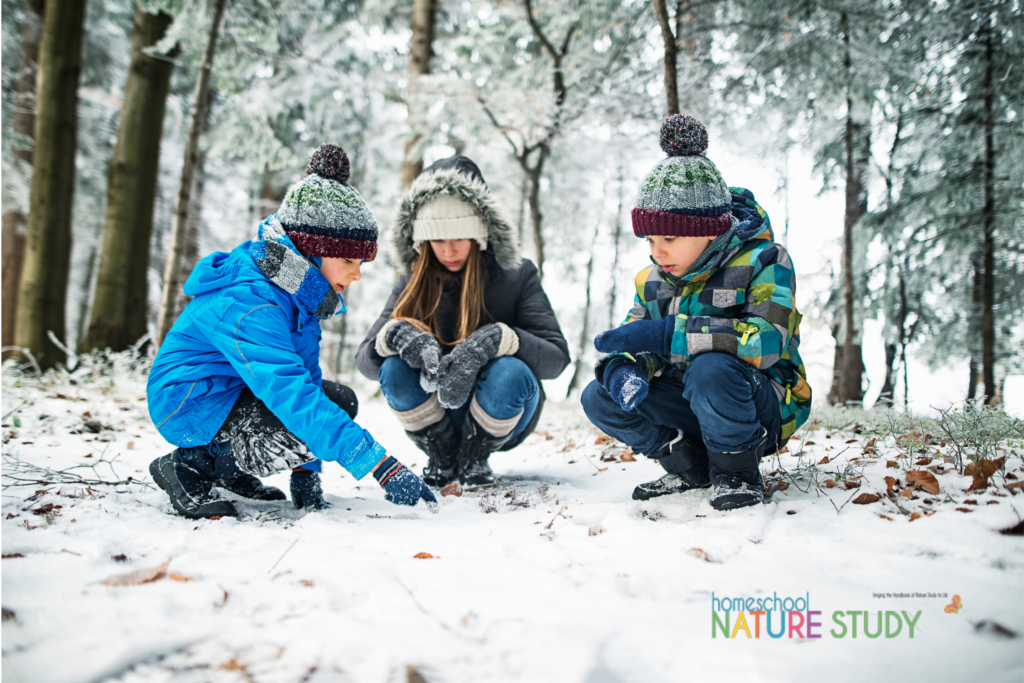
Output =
[
  {"x1": 708, "y1": 433, "x2": 768, "y2": 511},
  {"x1": 456, "y1": 414, "x2": 511, "y2": 487},
  {"x1": 290, "y1": 468, "x2": 330, "y2": 510},
  {"x1": 406, "y1": 413, "x2": 460, "y2": 488},
  {"x1": 633, "y1": 431, "x2": 711, "y2": 501},
  {"x1": 208, "y1": 440, "x2": 286, "y2": 501},
  {"x1": 149, "y1": 446, "x2": 239, "y2": 520}
]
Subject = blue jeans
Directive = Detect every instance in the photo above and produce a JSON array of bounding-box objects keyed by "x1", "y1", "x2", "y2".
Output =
[
  {"x1": 581, "y1": 352, "x2": 781, "y2": 456},
  {"x1": 379, "y1": 355, "x2": 540, "y2": 444}
]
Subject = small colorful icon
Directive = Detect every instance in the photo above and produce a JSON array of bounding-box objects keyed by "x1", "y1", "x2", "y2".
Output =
[{"x1": 944, "y1": 594, "x2": 962, "y2": 614}]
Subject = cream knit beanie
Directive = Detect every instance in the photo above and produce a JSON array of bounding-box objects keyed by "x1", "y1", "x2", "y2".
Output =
[{"x1": 411, "y1": 195, "x2": 488, "y2": 253}]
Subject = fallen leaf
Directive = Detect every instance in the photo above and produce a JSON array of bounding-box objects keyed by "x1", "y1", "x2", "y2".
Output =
[
  {"x1": 222, "y1": 658, "x2": 247, "y2": 672},
  {"x1": 987, "y1": 500, "x2": 1000, "y2": 505},
  {"x1": 777, "y1": 481, "x2": 789, "y2": 491},
  {"x1": 413, "y1": 552, "x2": 436, "y2": 559},
  {"x1": 786, "y1": 510, "x2": 797, "y2": 515},
  {"x1": 884, "y1": 476, "x2": 897, "y2": 494},
  {"x1": 804, "y1": 441, "x2": 816, "y2": 446},
  {"x1": 588, "y1": 525, "x2": 604, "y2": 536},
  {"x1": 878, "y1": 514, "x2": 894, "y2": 521},
  {"x1": 2, "y1": 607, "x2": 15, "y2": 622},
  {"x1": 100, "y1": 558, "x2": 171, "y2": 586},
  {"x1": 955, "y1": 507, "x2": 972, "y2": 513},
  {"x1": 619, "y1": 451, "x2": 635, "y2": 462},
  {"x1": 1006, "y1": 472, "x2": 1018, "y2": 480},
  {"x1": 973, "y1": 620, "x2": 1018, "y2": 638},
  {"x1": 598, "y1": 467, "x2": 608, "y2": 472},
  {"x1": 845, "y1": 439, "x2": 858, "y2": 444},
  {"x1": 963, "y1": 499, "x2": 978, "y2": 506},
  {"x1": 915, "y1": 457, "x2": 932, "y2": 466},
  {"x1": 899, "y1": 487, "x2": 913, "y2": 499},
  {"x1": 544, "y1": 431, "x2": 554, "y2": 441},
  {"x1": 817, "y1": 456, "x2": 829, "y2": 465},
  {"x1": 909, "y1": 512, "x2": 922, "y2": 521},
  {"x1": 440, "y1": 482, "x2": 463, "y2": 497},
  {"x1": 209, "y1": 516, "x2": 222, "y2": 521},
  {"x1": 594, "y1": 435, "x2": 612, "y2": 445},
  {"x1": 168, "y1": 572, "x2": 194, "y2": 582},
  {"x1": 824, "y1": 479, "x2": 838, "y2": 489},
  {"x1": 110, "y1": 554, "x2": 128, "y2": 562},
  {"x1": 843, "y1": 479, "x2": 862, "y2": 490},
  {"x1": 2, "y1": 553, "x2": 25, "y2": 559},
  {"x1": 998, "y1": 520, "x2": 1024, "y2": 536},
  {"x1": 687, "y1": 548, "x2": 716, "y2": 562},
  {"x1": 965, "y1": 458, "x2": 1003, "y2": 479},
  {"x1": 852, "y1": 493, "x2": 881, "y2": 505},
  {"x1": 968, "y1": 476, "x2": 989, "y2": 492},
  {"x1": 887, "y1": 460, "x2": 899, "y2": 469},
  {"x1": 1005, "y1": 481, "x2": 1024, "y2": 490},
  {"x1": 906, "y1": 470, "x2": 940, "y2": 495},
  {"x1": 126, "y1": 442, "x2": 134, "y2": 450},
  {"x1": 299, "y1": 579, "x2": 314, "y2": 587}
]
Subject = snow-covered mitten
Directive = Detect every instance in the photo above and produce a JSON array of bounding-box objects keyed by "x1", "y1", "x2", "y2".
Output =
[
  {"x1": 373, "y1": 456, "x2": 440, "y2": 512},
  {"x1": 594, "y1": 319, "x2": 674, "y2": 356},
  {"x1": 378, "y1": 320, "x2": 443, "y2": 375},
  {"x1": 290, "y1": 468, "x2": 330, "y2": 510},
  {"x1": 436, "y1": 324, "x2": 503, "y2": 409},
  {"x1": 600, "y1": 357, "x2": 649, "y2": 411}
]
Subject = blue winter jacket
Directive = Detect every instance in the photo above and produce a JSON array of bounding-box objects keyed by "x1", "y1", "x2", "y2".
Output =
[{"x1": 147, "y1": 227, "x2": 385, "y2": 480}]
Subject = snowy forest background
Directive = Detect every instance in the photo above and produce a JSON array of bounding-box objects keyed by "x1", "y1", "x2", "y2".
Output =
[{"x1": 2, "y1": 0, "x2": 1023, "y2": 413}]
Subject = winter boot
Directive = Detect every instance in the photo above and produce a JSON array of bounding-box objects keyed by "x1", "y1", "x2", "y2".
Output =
[
  {"x1": 406, "y1": 413, "x2": 460, "y2": 487},
  {"x1": 632, "y1": 431, "x2": 711, "y2": 501},
  {"x1": 708, "y1": 432, "x2": 768, "y2": 511},
  {"x1": 290, "y1": 468, "x2": 330, "y2": 510},
  {"x1": 208, "y1": 440, "x2": 286, "y2": 501},
  {"x1": 149, "y1": 446, "x2": 239, "y2": 520},
  {"x1": 456, "y1": 414, "x2": 511, "y2": 486}
]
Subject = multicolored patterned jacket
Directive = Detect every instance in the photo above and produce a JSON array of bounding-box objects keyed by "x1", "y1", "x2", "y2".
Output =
[{"x1": 612, "y1": 188, "x2": 811, "y2": 443}]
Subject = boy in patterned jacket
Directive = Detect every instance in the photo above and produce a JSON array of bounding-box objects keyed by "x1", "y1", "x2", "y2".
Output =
[{"x1": 582, "y1": 116, "x2": 811, "y2": 511}]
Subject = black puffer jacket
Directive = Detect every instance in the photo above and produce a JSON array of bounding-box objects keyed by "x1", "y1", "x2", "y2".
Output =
[{"x1": 356, "y1": 156, "x2": 569, "y2": 448}]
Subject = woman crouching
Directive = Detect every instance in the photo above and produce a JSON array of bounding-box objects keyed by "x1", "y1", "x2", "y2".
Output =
[{"x1": 356, "y1": 156, "x2": 569, "y2": 486}]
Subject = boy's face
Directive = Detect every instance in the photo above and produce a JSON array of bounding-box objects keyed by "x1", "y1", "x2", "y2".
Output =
[
  {"x1": 319, "y1": 257, "x2": 362, "y2": 294},
  {"x1": 645, "y1": 235, "x2": 714, "y2": 277},
  {"x1": 430, "y1": 239, "x2": 473, "y2": 272}
]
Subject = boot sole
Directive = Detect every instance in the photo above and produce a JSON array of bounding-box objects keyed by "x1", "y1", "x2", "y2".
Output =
[
  {"x1": 632, "y1": 482, "x2": 710, "y2": 501},
  {"x1": 150, "y1": 455, "x2": 239, "y2": 520},
  {"x1": 710, "y1": 494, "x2": 763, "y2": 511}
]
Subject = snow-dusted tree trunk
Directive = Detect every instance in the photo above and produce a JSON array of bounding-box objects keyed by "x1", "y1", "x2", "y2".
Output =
[
  {"x1": 155, "y1": 0, "x2": 227, "y2": 349},
  {"x1": 567, "y1": 224, "x2": 599, "y2": 396},
  {"x1": 14, "y1": 0, "x2": 87, "y2": 370},
  {"x1": 401, "y1": 0, "x2": 436, "y2": 190},
  {"x1": 652, "y1": 0, "x2": 678, "y2": 116},
  {"x1": 1, "y1": 0, "x2": 44, "y2": 361},
  {"x1": 82, "y1": 6, "x2": 175, "y2": 353}
]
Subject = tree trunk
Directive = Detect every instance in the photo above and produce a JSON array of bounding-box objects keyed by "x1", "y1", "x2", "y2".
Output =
[
  {"x1": 2, "y1": 0, "x2": 45, "y2": 361},
  {"x1": 836, "y1": 12, "x2": 868, "y2": 407},
  {"x1": 653, "y1": 0, "x2": 678, "y2": 116},
  {"x1": 13, "y1": 0, "x2": 87, "y2": 370},
  {"x1": 82, "y1": 6, "x2": 175, "y2": 353},
  {"x1": 980, "y1": 26, "x2": 996, "y2": 404},
  {"x1": 967, "y1": 355, "x2": 979, "y2": 400},
  {"x1": 525, "y1": 158, "x2": 546, "y2": 278},
  {"x1": 163, "y1": 145, "x2": 206, "y2": 334},
  {"x1": 567, "y1": 225, "x2": 599, "y2": 396},
  {"x1": 608, "y1": 167, "x2": 624, "y2": 329},
  {"x1": 401, "y1": 0, "x2": 436, "y2": 189},
  {"x1": 155, "y1": 0, "x2": 227, "y2": 349},
  {"x1": 877, "y1": 343, "x2": 897, "y2": 406}
]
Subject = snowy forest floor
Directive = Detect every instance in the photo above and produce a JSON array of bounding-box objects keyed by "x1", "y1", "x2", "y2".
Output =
[{"x1": 2, "y1": 362, "x2": 1023, "y2": 683}]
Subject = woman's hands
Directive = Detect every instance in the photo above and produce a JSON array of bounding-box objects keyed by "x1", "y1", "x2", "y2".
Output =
[
  {"x1": 434, "y1": 324, "x2": 518, "y2": 409},
  {"x1": 379, "y1": 321, "x2": 443, "y2": 390}
]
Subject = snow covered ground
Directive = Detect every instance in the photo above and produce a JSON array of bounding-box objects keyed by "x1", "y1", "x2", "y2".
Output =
[{"x1": 2, "y1": 366, "x2": 1023, "y2": 683}]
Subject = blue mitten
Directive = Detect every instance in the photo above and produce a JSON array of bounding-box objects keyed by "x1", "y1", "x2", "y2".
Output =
[
  {"x1": 372, "y1": 456, "x2": 439, "y2": 513},
  {"x1": 601, "y1": 357, "x2": 650, "y2": 411},
  {"x1": 594, "y1": 319, "x2": 674, "y2": 356}
]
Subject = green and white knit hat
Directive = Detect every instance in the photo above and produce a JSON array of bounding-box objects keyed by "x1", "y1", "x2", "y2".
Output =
[
  {"x1": 632, "y1": 115, "x2": 732, "y2": 238},
  {"x1": 277, "y1": 143, "x2": 379, "y2": 260}
]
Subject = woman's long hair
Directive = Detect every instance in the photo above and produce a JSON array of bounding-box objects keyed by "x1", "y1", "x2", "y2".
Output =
[{"x1": 392, "y1": 241, "x2": 486, "y2": 345}]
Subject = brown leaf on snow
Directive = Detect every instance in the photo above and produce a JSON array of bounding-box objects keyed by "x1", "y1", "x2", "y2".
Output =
[
  {"x1": 909, "y1": 512, "x2": 922, "y2": 521},
  {"x1": 887, "y1": 460, "x2": 899, "y2": 469},
  {"x1": 845, "y1": 439, "x2": 858, "y2": 444},
  {"x1": 777, "y1": 481, "x2": 790, "y2": 491},
  {"x1": 687, "y1": 548, "x2": 716, "y2": 563},
  {"x1": 804, "y1": 441, "x2": 816, "y2": 446},
  {"x1": 594, "y1": 435, "x2": 613, "y2": 445},
  {"x1": 619, "y1": 451, "x2": 636, "y2": 462},
  {"x1": 998, "y1": 520, "x2": 1024, "y2": 536},
  {"x1": 817, "y1": 456, "x2": 829, "y2": 465},
  {"x1": 100, "y1": 558, "x2": 171, "y2": 586},
  {"x1": 884, "y1": 476, "x2": 898, "y2": 494},
  {"x1": 899, "y1": 487, "x2": 913, "y2": 499},
  {"x1": 915, "y1": 457, "x2": 932, "y2": 466},
  {"x1": 824, "y1": 479, "x2": 838, "y2": 489},
  {"x1": 955, "y1": 507, "x2": 973, "y2": 513},
  {"x1": 1005, "y1": 481, "x2": 1024, "y2": 491},
  {"x1": 852, "y1": 493, "x2": 881, "y2": 505},
  {"x1": 544, "y1": 431, "x2": 554, "y2": 441},
  {"x1": 413, "y1": 552, "x2": 436, "y2": 559},
  {"x1": 878, "y1": 514, "x2": 894, "y2": 521},
  {"x1": 968, "y1": 476, "x2": 989, "y2": 492},
  {"x1": 126, "y1": 442, "x2": 134, "y2": 450},
  {"x1": 2, "y1": 553, "x2": 25, "y2": 559},
  {"x1": 168, "y1": 573, "x2": 194, "y2": 582},
  {"x1": 965, "y1": 457, "x2": 1004, "y2": 480},
  {"x1": 440, "y1": 482, "x2": 463, "y2": 497},
  {"x1": 843, "y1": 479, "x2": 862, "y2": 490},
  {"x1": 906, "y1": 470, "x2": 940, "y2": 495}
]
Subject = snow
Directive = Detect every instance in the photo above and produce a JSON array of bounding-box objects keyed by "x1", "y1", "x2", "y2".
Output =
[{"x1": 3, "y1": 368, "x2": 1023, "y2": 683}]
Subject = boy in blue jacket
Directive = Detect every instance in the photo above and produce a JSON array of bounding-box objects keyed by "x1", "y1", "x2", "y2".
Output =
[{"x1": 147, "y1": 144, "x2": 437, "y2": 519}]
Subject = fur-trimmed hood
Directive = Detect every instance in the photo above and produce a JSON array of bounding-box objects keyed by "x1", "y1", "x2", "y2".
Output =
[{"x1": 392, "y1": 162, "x2": 521, "y2": 272}]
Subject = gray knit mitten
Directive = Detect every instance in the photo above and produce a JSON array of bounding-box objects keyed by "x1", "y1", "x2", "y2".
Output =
[
  {"x1": 381, "y1": 321, "x2": 442, "y2": 379},
  {"x1": 436, "y1": 324, "x2": 503, "y2": 409}
]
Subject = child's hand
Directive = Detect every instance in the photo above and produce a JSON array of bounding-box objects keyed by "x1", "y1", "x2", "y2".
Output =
[
  {"x1": 602, "y1": 358, "x2": 649, "y2": 411},
  {"x1": 372, "y1": 455, "x2": 440, "y2": 513},
  {"x1": 594, "y1": 319, "x2": 674, "y2": 356},
  {"x1": 383, "y1": 321, "x2": 442, "y2": 376}
]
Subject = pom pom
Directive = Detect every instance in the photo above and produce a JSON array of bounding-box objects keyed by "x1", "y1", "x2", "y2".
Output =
[
  {"x1": 659, "y1": 115, "x2": 708, "y2": 157},
  {"x1": 306, "y1": 143, "x2": 351, "y2": 184}
]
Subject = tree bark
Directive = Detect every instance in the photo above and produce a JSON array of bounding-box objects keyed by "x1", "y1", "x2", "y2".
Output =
[
  {"x1": 82, "y1": 6, "x2": 175, "y2": 353},
  {"x1": 401, "y1": 0, "x2": 436, "y2": 189},
  {"x1": 525, "y1": 159, "x2": 546, "y2": 278},
  {"x1": 163, "y1": 145, "x2": 206, "y2": 335},
  {"x1": 980, "y1": 25, "x2": 996, "y2": 404},
  {"x1": 653, "y1": 0, "x2": 678, "y2": 116},
  {"x1": 13, "y1": 0, "x2": 87, "y2": 370},
  {"x1": 608, "y1": 168, "x2": 624, "y2": 329},
  {"x1": 2, "y1": 0, "x2": 45, "y2": 361},
  {"x1": 155, "y1": 0, "x2": 227, "y2": 349},
  {"x1": 567, "y1": 224, "x2": 599, "y2": 396}
]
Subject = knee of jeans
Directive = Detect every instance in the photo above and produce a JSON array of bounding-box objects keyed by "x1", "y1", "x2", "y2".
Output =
[
  {"x1": 379, "y1": 356, "x2": 419, "y2": 388},
  {"x1": 581, "y1": 380, "x2": 612, "y2": 419},
  {"x1": 685, "y1": 352, "x2": 746, "y2": 387},
  {"x1": 322, "y1": 380, "x2": 358, "y2": 419},
  {"x1": 481, "y1": 357, "x2": 538, "y2": 402}
]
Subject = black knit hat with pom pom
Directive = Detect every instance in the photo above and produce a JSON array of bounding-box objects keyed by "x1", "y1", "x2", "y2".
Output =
[
  {"x1": 632, "y1": 115, "x2": 732, "y2": 238},
  {"x1": 277, "y1": 143, "x2": 379, "y2": 260}
]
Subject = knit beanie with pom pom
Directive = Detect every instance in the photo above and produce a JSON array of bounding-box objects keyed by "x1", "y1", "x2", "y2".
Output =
[
  {"x1": 632, "y1": 115, "x2": 732, "y2": 238},
  {"x1": 277, "y1": 143, "x2": 379, "y2": 260}
]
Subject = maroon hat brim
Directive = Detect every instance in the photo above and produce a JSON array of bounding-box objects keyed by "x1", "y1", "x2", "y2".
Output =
[
  {"x1": 632, "y1": 208, "x2": 731, "y2": 238},
  {"x1": 288, "y1": 233, "x2": 378, "y2": 261}
]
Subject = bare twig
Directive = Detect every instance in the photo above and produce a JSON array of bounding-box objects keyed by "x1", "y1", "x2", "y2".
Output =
[{"x1": 267, "y1": 538, "x2": 299, "y2": 574}]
